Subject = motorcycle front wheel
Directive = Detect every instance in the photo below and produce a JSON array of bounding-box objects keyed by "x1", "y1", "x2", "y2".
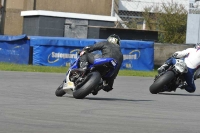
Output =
[
  {"x1": 73, "y1": 71, "x2": 101, "y2": 99},
  {"x1": 149, "y1": 71, "x2": 175, "y2": 94},
  {"x1": 55, "y1": 82, "x2": 66, "y2": 97}
]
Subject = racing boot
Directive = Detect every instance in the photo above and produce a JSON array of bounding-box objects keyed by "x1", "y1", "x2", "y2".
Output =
[
  {"x1": 102, "y1": 80, "x2": 113, "y2": 92},
  {"x1": 178, "y1": 82, "x2": 188, "y2": 90},
  {"x1": 92, "y1": 79, "x2": 103, "y2": 95},
  {"x1": 157, "y1": 63, "x2": 170, "y2": 74},
  {"x1": 92, "y1": 85, "x2": 103, "y2": 95}
]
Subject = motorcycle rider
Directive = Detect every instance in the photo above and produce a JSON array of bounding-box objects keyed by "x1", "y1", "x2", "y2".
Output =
[
  {"x1": 79, "y1": 34, "x2": 123, "y2": 95},
  {"x1": 157, "y1": 43, "x2": 200, "y2": 93}
]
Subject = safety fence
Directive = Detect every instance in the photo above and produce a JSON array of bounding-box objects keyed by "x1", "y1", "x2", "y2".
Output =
[{"x1": 0, "y1": 34, "x2": 154, "y2": 71}]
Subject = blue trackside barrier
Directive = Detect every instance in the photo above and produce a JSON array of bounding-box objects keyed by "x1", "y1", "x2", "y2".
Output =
[
  {"x1": 29, "y1": 36, "x2": 154, "y2": 71},
  {"x1": 0, "y1": 34, "x2": 30, "y2": 64}
]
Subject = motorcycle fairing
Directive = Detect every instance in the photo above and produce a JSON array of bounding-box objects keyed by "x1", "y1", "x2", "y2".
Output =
[
  {"x1": 63, "y1": 56, "x2": 118, "y2": 95},
  {"x1": 90, "y1": 58, "x2": 118, "y2": 77},
  {"x1": 63, "y1": 70, "x2": 75, "y2": 94}
]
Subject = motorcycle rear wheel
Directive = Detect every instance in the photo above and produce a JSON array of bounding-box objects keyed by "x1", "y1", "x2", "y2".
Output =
[
  {"x1": 149, "y1": 71, "x2": 175, "y2": 94},
  {"x1": 73, "y1": 71, "x2": 101, "y2": 99}
]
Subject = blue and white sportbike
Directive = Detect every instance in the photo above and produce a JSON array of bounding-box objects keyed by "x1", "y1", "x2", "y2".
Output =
[{"x1": 55, "y1": 51, "x2": 118, "y2": 99}]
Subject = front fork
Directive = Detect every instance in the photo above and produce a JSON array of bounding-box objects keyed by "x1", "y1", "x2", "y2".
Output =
[{"x1": 63, "y1": 70, "x2": 75, "y2": 94}]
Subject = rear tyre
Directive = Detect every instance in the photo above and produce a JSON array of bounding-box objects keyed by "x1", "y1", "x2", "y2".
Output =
[
  {"x1": 55, "y1": 82, "x2": 66, "y2": 97},
  {"x1": 149, "y1": 71, "x2": 175, "y2": 94},
  {"x1": 73, "y1": 72, "x2": 101, "y2": 99}
]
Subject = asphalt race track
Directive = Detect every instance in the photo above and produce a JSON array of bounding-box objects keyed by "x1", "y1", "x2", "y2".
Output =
[{"x1": 0, "y1": 71, "x2": 200, "y2": 133}]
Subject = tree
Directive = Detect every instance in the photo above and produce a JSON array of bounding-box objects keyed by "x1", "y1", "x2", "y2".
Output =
[{"x1": 142, "y1": 2, "x2": 188, "y2": 44}]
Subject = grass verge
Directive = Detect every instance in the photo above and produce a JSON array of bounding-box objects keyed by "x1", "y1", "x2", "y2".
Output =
[{"x1": 0, "y1": 62, "x2": 158, "y2": 77}]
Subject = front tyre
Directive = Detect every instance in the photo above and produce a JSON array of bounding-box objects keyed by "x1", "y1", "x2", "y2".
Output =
[
  {"x1": 149, "y1": 71, "x2": 175, "y2": 94},
  {"x1": 73, "y1": 72, "x2": 101, "y2": 99},
  {"x1": 55, "y1": 82, "x2": 66, "y2": 97}
]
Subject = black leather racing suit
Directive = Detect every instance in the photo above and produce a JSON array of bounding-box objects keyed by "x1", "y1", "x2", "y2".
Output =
[{"x1": 79, "y1": 41, "x2": 123, "y2": 91}]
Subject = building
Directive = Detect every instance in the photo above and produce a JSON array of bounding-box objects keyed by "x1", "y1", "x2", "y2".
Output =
[
  {"x1": 0, "y1": 0, "x2": 115, "y2": 35},
  {"x1": 0, "y1": 0, "x2": 192, "y2": 36}
]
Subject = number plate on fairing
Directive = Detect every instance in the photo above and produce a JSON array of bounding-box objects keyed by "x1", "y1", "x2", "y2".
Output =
[
  {"x1": 175, "y1": 59, "x2": 188, "y2": 73},
  {"x1": 111, "y1": 60, "x2": 116, "y2": 66}
]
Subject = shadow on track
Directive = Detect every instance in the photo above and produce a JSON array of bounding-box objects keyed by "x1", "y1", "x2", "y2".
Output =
[
  {"x1": 61, "y1": 95, "x2": 153, "y2": 102},
  {"x1": 159, "y1": 93, "x2": 200, "y2": 96},
  {"x1": 85, "y1": 97, "x2": 153, "y2": 102}
]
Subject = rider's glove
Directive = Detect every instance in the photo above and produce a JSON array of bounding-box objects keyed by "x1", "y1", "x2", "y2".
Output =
[
  {"x1": 79, "y1": 50, "x2": 86, "y2": 56},
  {"x1": 79, "y1": 46, "x2": 90, "y2": 56},
  {"x1": 172, "y1": 52, "x2": 178, "y2": 58}
]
